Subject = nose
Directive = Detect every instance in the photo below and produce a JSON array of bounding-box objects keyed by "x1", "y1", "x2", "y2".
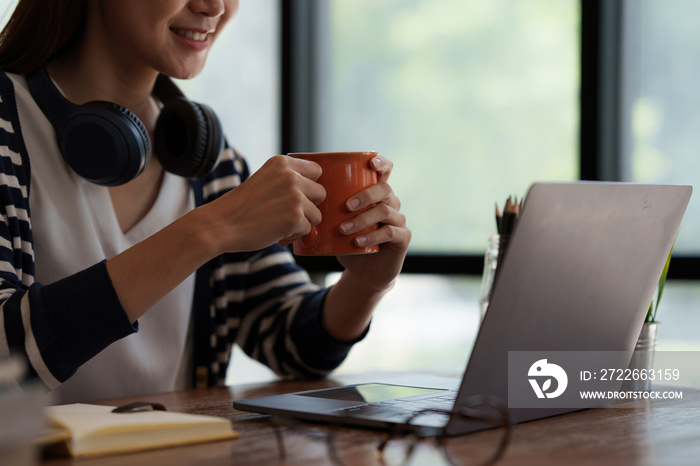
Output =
[{"x1": 189, "y1": 0, "x2": 225, "y2": 17}]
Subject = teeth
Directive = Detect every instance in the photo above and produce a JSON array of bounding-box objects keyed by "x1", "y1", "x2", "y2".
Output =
[{"x1": 174, "y1": 28, "x2": 208, "y2": 42}]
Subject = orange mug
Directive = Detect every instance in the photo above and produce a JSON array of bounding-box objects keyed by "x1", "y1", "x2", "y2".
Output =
[{"x1": 289, "y1": 151, "x2": 379, "y2": 255}]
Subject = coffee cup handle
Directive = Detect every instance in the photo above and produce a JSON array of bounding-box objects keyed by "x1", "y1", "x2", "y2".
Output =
[{"x1": 299, "y1": 226, "x2": 320, "y2": 249}]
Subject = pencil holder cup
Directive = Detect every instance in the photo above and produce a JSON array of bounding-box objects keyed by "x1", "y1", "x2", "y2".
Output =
[
  {"x1": 621, "y1": 322, "x2": 659, "y2": 392},
  {"x1": 478, "y1": 235, "x2": 500, "y2": 322}
]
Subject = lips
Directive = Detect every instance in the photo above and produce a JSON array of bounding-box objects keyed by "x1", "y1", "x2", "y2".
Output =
[{"x1": 172, "y1": 27, "x2": 209, "y2": 42}]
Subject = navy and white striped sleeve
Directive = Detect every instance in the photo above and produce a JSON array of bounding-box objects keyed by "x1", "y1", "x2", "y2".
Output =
[
  {"x1": 0, "y1": 70, "x2": 137, "y2": 389},
  {"x1": 222, "y1": 245, "x2": 360, "y2": 379},
  {"x1": 204, "y1": 148, "x2": 363, "y2": 380}
]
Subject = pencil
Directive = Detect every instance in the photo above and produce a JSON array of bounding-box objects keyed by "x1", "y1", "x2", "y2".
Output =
[{"x1": 495, "y1": 195, "x2": 521, "y2": 279}]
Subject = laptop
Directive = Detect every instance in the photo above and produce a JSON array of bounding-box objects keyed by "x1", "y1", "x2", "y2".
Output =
[{"x1": 234, "y1": 182, "x2": 692, "y2": 436}]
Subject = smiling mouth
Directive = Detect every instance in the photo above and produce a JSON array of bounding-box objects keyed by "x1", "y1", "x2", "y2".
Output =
[{"x1": 172, "y1": 28, "x2": 209, "y2": 42}]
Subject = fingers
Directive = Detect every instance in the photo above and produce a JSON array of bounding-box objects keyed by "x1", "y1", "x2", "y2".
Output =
[
  {"x1": 339, "y1": 152, "x2": 408, "y2": 248},
  {"x1": 282, "y1": 156, "x2": 325, "y2": 205},
  {"x1": 282, "y1": 188, "x2": 324, "y2": 239},
  {"x1": 272, "y1": 155, "x2": 403, "y2": 249},
  {"x1": 277, "y1": 196, "x2": 322, "y2": 248},
  {"x1": 339, "y1": 203, "x2": 409, "y2": 253},
  {"x1": 369, "y1": 156, "x2": 394, "y2": 183},
  {"x1": 285, "y1": 155, "x2": 322, "y2": 181},
  {"x1": 346, "y1": 181, "x2": 399, "y2": 213},
  {"x1": 355, "y1": 223, "x2": 412, "y2": 249},
  {"x1": 262, "y1": 155, "x2": 325, "y2": 203},
  {"x1": 340, "y1": 201, "x2": 405, "y2": 235},
  {"x1": 278, "y1": 237, "x2": 294, "y2": 248},
  {"x1": 297, "y1": 172, "x2": 326, "y2": 205},
  {"x1": 246, "y1": 155, "x2": 325, "y2": 248},
  {"x1": 302, "y1": 194, "x2": 323, "y2": 229}
]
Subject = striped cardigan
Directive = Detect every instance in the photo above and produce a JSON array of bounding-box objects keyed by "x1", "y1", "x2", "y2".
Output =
[{"x1": 0, "y1": 70, "x2": 357, "y2": 390}]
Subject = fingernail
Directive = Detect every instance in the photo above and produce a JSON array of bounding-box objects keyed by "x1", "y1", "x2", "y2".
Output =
[
  {"x1": 355, "y1": 236, "x2": 367, "y2": 246},
  {"x1": 347, "y1": 198, "x2": 360, "y2": 211},
  {"x1": 340, "y1": 222, "x2": 354, "y2": 234},
  {"x1": 371, "y1": 157, "x2": 382, "y2": 169}
]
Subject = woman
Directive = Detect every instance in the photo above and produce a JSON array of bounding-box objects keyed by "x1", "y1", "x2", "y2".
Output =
[{"x1": 0, "y1": 0, "x2": 410, "y2": 403}]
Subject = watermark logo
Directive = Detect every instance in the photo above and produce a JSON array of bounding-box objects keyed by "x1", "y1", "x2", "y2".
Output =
[
  {"x1": 528, "y1": 359, "x2": 568, "y2": 399},
  {"x1": 509, "y1": 351, "x2": 690, "y2": 408}
]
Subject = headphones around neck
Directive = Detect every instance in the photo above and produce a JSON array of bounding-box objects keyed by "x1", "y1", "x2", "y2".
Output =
[{"x1": 26, "y1": 65, "x2": 223, "y2": 186}]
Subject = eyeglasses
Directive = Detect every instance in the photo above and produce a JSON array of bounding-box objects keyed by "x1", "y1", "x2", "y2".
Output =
[
  {"x1": 377, "y1": 394, "x2": 513, "y2": 465},
  {"x1": 263, "y1": 394, "x2": 513, "y2": 466}
]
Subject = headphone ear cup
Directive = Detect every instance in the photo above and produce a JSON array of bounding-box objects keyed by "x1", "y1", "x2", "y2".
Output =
[
  {"x1": 154, "y1": 97, "x2": 223, "y2": 178},
  {"x1": 61, "y1": 101, "x2": 152, "y2": 186}
]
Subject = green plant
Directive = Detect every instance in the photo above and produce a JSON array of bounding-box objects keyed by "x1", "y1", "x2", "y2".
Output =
[{"x1": 645, "y1": 238, "x2": 675, "y2": 323}]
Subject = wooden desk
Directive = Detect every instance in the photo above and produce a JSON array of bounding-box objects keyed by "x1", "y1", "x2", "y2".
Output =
[{"x1": 40, "y1": 372, "x2": 700, "y2": 466}]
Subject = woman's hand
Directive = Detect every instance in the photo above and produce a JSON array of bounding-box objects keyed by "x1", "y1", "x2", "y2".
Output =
[
  {"x1": 319, "y1": 154, "x2": 410, "y2": 341},
  {"x1": 335, "y1": 155, "x2": 411, "y2": 293},
  {"x1": 108, "y1": 154, "x2": 326, "y2": 323},
  {"x1": 199, "y1": 155, "x2": 326, "y2": 255}
]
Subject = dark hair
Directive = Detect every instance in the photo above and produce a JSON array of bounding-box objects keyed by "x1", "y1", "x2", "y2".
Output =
[{"x1": 0, "y1": 0, "x2": 87, "y2": 74}]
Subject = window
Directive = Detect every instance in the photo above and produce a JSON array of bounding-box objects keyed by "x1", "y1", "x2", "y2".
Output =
[
  {"x1": 622, "y1": 0, "x2": 700, "y2": 255},
  {"x1": 289, "y1": 0, "x2": 580, "y2": 254},
  {"x1": 273, "y1": 0, "x2": 581, "y2": 383},
  {"x1": 0, "y1": 0, "x2": 16, "y2": 28},
  {"x1": 619, "y1": 0, "x2": 700, "y2": 350}
]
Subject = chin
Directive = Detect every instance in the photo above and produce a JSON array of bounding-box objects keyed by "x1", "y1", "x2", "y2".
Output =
[
  {"x1": 169, "y1": 71, "x2": 202, "y2": 80},
  {"x1": 166, "y1": 69, "x2": 204, "y2": 80},
  {"x1": 161, "y1": 60, "x2": 208, "y2": 80}
]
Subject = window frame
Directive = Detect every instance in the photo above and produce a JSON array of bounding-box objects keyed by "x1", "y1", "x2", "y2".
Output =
[{"x1": 281, "y1": 0, "x2": 698, "y2": 280}]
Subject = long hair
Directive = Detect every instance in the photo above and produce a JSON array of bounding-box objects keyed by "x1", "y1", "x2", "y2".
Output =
[{"x1": 0, "y1": 0, "x2": 87, "y2": 74}]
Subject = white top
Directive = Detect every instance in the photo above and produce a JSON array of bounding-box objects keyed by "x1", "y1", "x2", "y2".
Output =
[{"x1": 9, "y1": 73, "x2": 195, "y2": 404}]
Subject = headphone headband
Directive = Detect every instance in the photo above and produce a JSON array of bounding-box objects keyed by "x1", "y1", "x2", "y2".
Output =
[
  {"x1": 26, "y1": 65, "x2": 223, "y2": 186},
  {"x1": 26, "y1": 66, "x2": 77, "y2": 133}
]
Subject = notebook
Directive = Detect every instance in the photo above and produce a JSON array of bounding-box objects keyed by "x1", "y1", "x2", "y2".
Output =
[
  {"x1": 38, "y1": 403, "x2": 238, "y2": 458},
  {"x1": 233, "y1": 182, "x2": 692, "y2": 436}
]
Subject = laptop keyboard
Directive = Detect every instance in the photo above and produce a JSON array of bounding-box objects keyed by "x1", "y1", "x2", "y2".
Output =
[{"x1": 336, "y1": 389, "x2": 458, "y2": 426}]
